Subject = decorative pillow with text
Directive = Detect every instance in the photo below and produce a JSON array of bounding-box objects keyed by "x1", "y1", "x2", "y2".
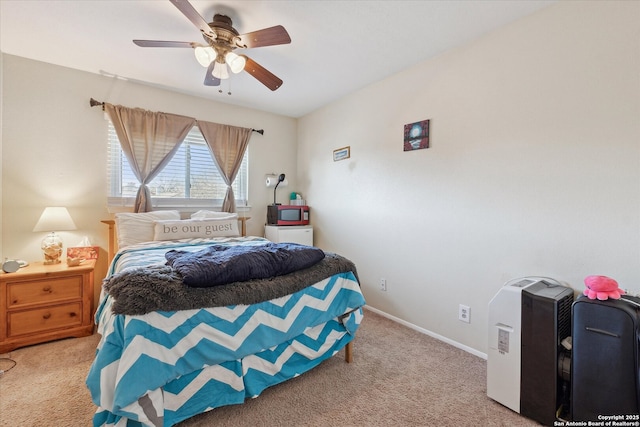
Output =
[{"x1": 153, "y1": 218, "x2": 240, "y2": 241}]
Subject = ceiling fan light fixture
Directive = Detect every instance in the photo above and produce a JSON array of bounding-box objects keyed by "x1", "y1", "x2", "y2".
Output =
[
  {"x1": 133, "y1": 1, "x2": 291, "y2": 90},
  {"x1": 194, "y1": 46, "x2": 216, "y2": 67},
  {"x1": 225, "y1": 51, "x2": 246, "y2": 73},
  {"x1": 212, "y1": 61, "x2": 230, "y2": 79}
]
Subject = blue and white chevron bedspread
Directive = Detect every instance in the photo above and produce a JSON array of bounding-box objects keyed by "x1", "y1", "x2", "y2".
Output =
[{"x1": 86, "y1": 237, "x2": 366, "y2": 427}]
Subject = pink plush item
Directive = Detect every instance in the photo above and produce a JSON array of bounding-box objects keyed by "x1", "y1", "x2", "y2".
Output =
[{"x1": 583, "y1": 275, "x2": 625, "y2": 300}]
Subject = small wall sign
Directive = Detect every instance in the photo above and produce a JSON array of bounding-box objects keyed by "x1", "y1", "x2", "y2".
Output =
[{"x1": 333, "y1": 146, "x2": 350, "y2": 161}]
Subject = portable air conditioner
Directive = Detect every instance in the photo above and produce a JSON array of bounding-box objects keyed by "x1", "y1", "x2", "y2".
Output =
[{"x1": 487, "y1": 277, "x2": 573, "y2": 425}]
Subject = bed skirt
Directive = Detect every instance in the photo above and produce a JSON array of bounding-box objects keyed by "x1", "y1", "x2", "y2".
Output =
[{"x1": 90, "y1": 308, "x2": 363, "y2": 427}]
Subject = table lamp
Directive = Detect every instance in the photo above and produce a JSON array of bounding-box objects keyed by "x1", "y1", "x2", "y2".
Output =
[
  {"x1": 33, "y1": 207, "x2": 77, "y2": 264},
  {"x1": 266, "y1": 174, "x2": 286, "y2": 225}
]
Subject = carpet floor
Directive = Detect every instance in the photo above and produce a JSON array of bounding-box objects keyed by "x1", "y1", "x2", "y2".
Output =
[{"x1": 0, "y1": 309, "x2": 540, "y2": 426}]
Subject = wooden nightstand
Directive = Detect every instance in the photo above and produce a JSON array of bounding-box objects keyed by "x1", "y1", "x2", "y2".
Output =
[{"x1": 0, "y1": 260, "x2": 95, "y2": 353}]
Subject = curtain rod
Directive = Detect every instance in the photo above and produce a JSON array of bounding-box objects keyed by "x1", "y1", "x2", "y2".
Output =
[{"x1": 89, "y1": 98, "x2": 264, "y2": 135}]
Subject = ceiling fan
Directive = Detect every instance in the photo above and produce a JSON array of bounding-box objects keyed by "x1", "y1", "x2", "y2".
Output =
[{"x1": 133, "y1": 0, "x2": 291, "y2": 91}]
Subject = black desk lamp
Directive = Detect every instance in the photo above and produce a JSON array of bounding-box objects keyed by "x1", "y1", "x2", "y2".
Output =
[
  {"x1": 267, "y1": 173, "x2": 286, "y2": 225},
  {"x1": 272, "y1": 173, "x2": 286, "y2": 205}
]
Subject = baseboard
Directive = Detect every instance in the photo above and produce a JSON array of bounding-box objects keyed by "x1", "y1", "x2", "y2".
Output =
[{"x1": 363, "y1": 305, "x2": 488, "y2": 360}]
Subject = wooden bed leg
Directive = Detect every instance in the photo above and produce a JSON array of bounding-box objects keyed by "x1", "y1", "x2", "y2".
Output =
[{"x1": 345, "y1": 341, "x2": 353, "y2": 363}]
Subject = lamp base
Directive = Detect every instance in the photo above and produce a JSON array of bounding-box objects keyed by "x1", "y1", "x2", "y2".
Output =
[
  {"x1": 266, "y1": 204, "x2": 281, "y2": 225},
  {"x1": 42, "y1": 232, "x2": 63, "y2": 265}
]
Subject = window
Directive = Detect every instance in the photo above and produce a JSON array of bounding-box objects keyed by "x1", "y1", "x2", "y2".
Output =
[{"x1": 107, "y1": 123, "x2": 248, "y2": 209}]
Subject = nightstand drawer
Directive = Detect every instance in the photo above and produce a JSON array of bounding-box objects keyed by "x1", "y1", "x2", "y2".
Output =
[
  {"x1": 8, "y1": 302, "x2": 83, "y2": 337},
  {"x1": 7, "y1": 276, "x2": 83, "y2": 308}
]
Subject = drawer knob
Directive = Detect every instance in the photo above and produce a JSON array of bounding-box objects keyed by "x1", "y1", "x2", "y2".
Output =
[
  {"x1": 43, "y1": 286, "x2": 52, "y2": 293},
  {"x1": 42, "y1": 312, "x2": 51, "y2": 320}
]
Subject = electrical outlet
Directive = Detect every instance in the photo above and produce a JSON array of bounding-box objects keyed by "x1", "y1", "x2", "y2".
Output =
[
  {"x1": 459, "y1": 304, "x2": 470, "y2": 323},
  {"x1": 379, "y1": 278, "x2": 387, "y2": 292}
]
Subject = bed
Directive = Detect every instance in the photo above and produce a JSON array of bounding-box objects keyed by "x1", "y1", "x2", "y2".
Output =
[{"x1": 85, "y1": 211, "x2": 366, "y2": 427}]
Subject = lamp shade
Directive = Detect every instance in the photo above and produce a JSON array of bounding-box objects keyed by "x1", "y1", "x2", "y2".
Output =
[
  {"x1": 33, "y1": 207, "x2": 77, "y2": 232},
  {"x1": 194, "y1": 46, "x2": 216, "y2": 67},
  {"x1": 225, "y1": 52, "x2": 246, "y2": 73},
  {"x1": 212, "y1": 61, "x2": 230, "y2": 79}
]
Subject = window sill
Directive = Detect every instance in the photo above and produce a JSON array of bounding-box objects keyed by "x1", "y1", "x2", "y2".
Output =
[{"x1": 107, "y1": 197, "x2": 252, "y2": 215}]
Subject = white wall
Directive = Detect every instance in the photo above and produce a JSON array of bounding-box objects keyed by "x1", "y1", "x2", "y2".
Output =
[
  {"x1": 0, "y1": 55, "x2": 298, "y2": 295},
  {"x1": 298, "y1": 1, "x2": 640, "y2": 354}
]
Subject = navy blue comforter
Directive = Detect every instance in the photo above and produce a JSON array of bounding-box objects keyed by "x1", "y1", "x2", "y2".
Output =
[{"x1": 165, "y1": 242, "x2": 326, "y2": 288}]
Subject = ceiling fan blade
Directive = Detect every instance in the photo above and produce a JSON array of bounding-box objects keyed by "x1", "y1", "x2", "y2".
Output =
[
  {"x1": 204, "y1": 62, "x2": 220, "y2": 86},
  {"x1": 169, "y1": 0, "x2": 216, "y2": 40},
  {"x1": 243, "y1": 56, "x2": 283, "y2": 91},
  {"x1": 237, "y1": 25, "x2": 291, "y2": 49},
  {"x1": 133, "y1": 40, "x2": 199, "y2": 48}
]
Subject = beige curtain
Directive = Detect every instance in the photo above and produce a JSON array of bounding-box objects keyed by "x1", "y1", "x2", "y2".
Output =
[
  {"x1": 105, "y1": 104, "x2": 196, "y2": 212},
  {"x1": 198, "y1": 121, "x2": 252, "y2": 213}
]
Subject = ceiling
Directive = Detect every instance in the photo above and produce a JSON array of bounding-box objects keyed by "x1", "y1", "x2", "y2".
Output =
[{"x1": 0, "y1": 0, "x2": 555, "y2": 118}]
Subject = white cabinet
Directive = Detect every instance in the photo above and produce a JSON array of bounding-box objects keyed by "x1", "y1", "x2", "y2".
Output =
[{"x1": 264, "y1": 225, "x2": 314, "y2": 246}]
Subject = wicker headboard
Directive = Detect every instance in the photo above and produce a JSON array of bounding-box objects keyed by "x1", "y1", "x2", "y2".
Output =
[{"x1": 102, "y1": 217, "x2": 250, "y2": 264}]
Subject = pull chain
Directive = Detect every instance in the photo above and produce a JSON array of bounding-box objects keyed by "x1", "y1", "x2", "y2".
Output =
[{"x1": 218, "y1": 79, "x2": 232, "y2": 96}]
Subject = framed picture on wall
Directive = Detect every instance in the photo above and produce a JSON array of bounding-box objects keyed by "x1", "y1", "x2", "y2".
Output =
[
  {"x1": 333, "y1": 146, "x2": 350, "y2": 161},
  {"x1": 404, "y1": 119, "x2": 430, "y2": 151}
]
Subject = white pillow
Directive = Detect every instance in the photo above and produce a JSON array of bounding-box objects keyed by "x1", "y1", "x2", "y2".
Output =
[
  {"x1": 191, "y1": 210, "x2": 238, "y2": 220},
  {"x1": 153, "y1": 218, "x2": 240, "y2": 241},
  {"x1": 115, "y1": 210, "x2": 181, "y2": 248}
]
